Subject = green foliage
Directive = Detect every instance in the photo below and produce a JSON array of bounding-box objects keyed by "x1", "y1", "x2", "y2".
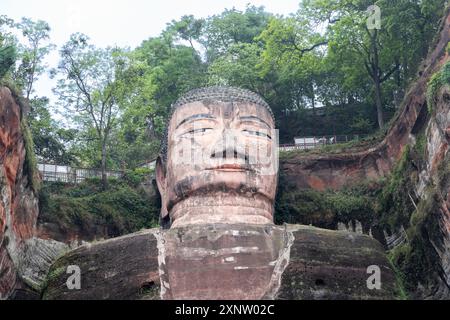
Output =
[
  {"x1": 376, "y1": 146, "x2": 417, "y2": 230},
  {"x1": 387, "y1": 245, "x2": 410, "y2": 299},
  {"x1": 379, "y1": 135, "x2": 449, "y2": 294},
  {"x1": 38, "y1": 178, "x2": 159, "y2": 238},
  {"x1": 0, "y1": 45, "x2": 15, "y2": 80},
  {"x1": 207, "y1": 42, "x2": 263, "y2": 90},
  {"x1": 123, "y1": 167, "x2": 153, "y2": 187},
  {"x1": 167, "y1": 15, "x2": 204, "y2": 50},
  {"x1": 389, "y1": 190, "x2": 443, "y2": 293},
  {"x1": 426, "y1": 62, "x2": 450, "y2": 112},
  {"x1": 28, "y1": 97, "x2": 78, "y2": 164},
  {"x1": 202, "y1": 5, "x2": 272, "y2": 62},
  {"x1": 53, "y1": 33, "x2": 126, "y2": 186},
  {"x1": 275, "y1": 175, "x2": 377, "y2": 231},
  {"x1": 12, "y1": 17, "x2": 55, "y2": 99},
  {"x1": 21, "y1": 115, "x2": 41, "y2": 193},
  {"x1": 0, "y1": 16, "x2": 16, "y2": 80}
]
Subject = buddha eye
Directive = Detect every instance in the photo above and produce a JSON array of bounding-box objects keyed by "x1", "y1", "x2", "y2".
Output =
[
  {"x1": 184, "y1": 128, "x2": 213, "y2": 136},
  {"x1": 242, "y1": 129, "x2": 272, "y2": 140}
]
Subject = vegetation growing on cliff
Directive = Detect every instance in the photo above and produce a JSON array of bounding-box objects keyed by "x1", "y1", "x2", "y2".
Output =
[
  {"x1": 427, "y1": 61, "x2": 450, "y2": 112},
  {"x1": 38, "y1": 169, "x2": 159, "y2": 240},
  {"x1": 383, "y1": 108, "x2": 450, "y2": 295},
  {"x1": 389, "y1": 189, "x2": 444, "y2": 294},
  {"x1": 274, "y1": 176, "x2": 380, "y2": 232},
  {"x1": 21, "y1": 116, "x2": 41, "y2": 193},
  {"x1": 2, "y1": 81, "x2": 42, "y2": 194}
]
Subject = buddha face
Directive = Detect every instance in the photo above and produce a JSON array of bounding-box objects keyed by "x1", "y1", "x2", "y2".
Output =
[{"x1": 156, "y1": 98, "x2": 278, "y2": 227}]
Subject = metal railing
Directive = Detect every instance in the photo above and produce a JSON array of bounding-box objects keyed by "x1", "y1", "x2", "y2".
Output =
[
  {"x1": 38, "y1": 134, "x2": 367, "y2": 182},
  {"x1": 38, "y1": 163, "x2": 123, "y2": 183},
  {"x1": 279, "y1": 134, "x2": 367, "y2": 152}
]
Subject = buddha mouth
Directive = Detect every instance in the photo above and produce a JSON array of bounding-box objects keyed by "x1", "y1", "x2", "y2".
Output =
[{"x1": 206, "y1": 164, "x2": 254, "y2": 172}]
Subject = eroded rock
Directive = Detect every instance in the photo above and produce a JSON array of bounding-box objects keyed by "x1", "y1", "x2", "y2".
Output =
[{"x1": 42, "y1": 224, "x2": 398, "y2": 300}]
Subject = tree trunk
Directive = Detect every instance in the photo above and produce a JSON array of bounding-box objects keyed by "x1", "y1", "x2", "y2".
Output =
[
  {"x1": 311, "y1": 84, "x2": 316, "y2": 116},
  {"x1": 369, "y1": 29, "x2": 384, "y2": 129},
  {"x1": 101, "y1": 140, "x2": 107, "y2": 190},
  {"x1": 374, "y1": 76, "x2": 384, "y2": 129}
]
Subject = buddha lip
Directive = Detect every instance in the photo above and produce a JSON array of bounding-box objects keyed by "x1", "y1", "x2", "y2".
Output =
[{"x1": 206, "y1": 164, "x2": 252, "y2": 171}]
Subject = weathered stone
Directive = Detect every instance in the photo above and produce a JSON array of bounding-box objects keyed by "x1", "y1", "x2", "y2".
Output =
[
  {"x1": 0, "y1": 87, "x2": 40, "y2": 299},
  {"x1": 280, "y1": 6, "x2": 450, "y2": 192},
  {"x1": 41, "y1": 224, "x2": 398, "y2": 300},
  {"x1": 277, "y1": 225, "x2": 398, "y2": 299},
  {"x1": 160, "y1": 224, "x2": 288, "y2": 300},
  {"x1": 42, "y1": 229, "x2": 161, "y2": 300},
  {"x1": 157, "y1": 88, "x2": 278, "y2": 228}
]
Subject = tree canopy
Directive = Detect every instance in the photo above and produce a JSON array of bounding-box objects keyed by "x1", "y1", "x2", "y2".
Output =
[{"x1": 1, "y1": 0, "x2": 447, "y2": 170}]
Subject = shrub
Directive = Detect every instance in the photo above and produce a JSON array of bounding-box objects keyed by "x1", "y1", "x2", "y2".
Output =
[
  {"x1": 38, "y1": 176, "x2": 160, "y2": 239},
  {"x1": 123, "y1": 167, "x2": 153, "y2": 187}
]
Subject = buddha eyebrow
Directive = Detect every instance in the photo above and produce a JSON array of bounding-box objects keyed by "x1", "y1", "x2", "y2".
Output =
[
  {"x1": 176, "y1": 114, "x2": 215, "y2": 129},
  {"x1": 239, "y1": 116, "x2": 271, "y2": 128}
]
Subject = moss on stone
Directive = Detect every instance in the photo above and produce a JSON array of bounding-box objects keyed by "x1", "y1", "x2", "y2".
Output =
[
  {"x1": 21, "y1": 116, "x2": 41, "y2": 194},
  {"x1": 386, "y1": 153, "x2": 449, "y2": 296},
  {"x1": 40, "y1": 265, "x2": 66, "y2": 300},
  {"x1": 426, "y1": 62, "x2": 450, "y2": 112},
  {"x1": 375, "y1": 146, "x2": 418, "y2": 232},
  {"x1": 275, "y1": 179, "x2": 378, "y2": 232},
  {"x1": 387, "y1": 246, "x2": 410, "y2": 300},
  {"x1": 38, "y1": 178, "x2": 160, "y2": 239}
]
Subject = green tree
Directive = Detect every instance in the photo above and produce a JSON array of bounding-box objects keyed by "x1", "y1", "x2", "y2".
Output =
[
  {"x1": 13, "y1": 18, "x2": 55, "y2": 99},
  {"x1": 301, "y1": 0, "x2": 445, "y2": 128},
  {"x1": 109, "y1": 50, "x2": 160, "y2": 168},
  {"x1": 54, "y1": 33, "x2": 121, "y2": 189},
  {"x1": 135, "y1": 35, "x2": 206, "y2": 120},
  {"x1": 201, "y1": 5, "x2": 272, "y2": 62},
  {"x1": 167, "y1": 15, "x2": 204, "y2": 52},
  {"x1": 0, "y1": 15, "x2": 16, "y2": 80},
  {"x1": 28, "y1": 97, "x2": 77, "y2": 164}
]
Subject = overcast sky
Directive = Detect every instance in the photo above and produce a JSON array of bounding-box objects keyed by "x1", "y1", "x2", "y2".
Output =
[{"x1": 2, "y1": 0, "x2": 300, "y2": 102}]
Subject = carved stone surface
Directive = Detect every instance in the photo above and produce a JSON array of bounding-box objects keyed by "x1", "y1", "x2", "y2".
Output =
[
  {"x1": 40, "y1": 86, "x2": 400, "y2": 300},
  {"x1": 156, "y1": 86, "x2": 278, "y2": 228},
  {"x1": 42, "y1": 229, "x2": 161, "y2": 300},
  {"x1": 42, "y1": 224, "x2": 398, "y2": 300},
  {"x1": 278, "y1": 225, "x2": 398, "y2": 299}
]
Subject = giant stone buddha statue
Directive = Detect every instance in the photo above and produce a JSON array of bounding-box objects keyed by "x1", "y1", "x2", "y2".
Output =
[{"x1": 42, "y1": 87, "x2": 399, "y2": 300}]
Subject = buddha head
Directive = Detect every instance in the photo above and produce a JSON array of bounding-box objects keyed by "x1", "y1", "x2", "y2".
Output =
[{"x1": 156, "y1": 86, "x2": 278, "y2": 228}]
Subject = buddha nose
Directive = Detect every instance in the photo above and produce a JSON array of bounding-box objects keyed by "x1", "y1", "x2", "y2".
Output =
[{"x1": 210, "y1": 129, "x2": 248, "y2": 161}]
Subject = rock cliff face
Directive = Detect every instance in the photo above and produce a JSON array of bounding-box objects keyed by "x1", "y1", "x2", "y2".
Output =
[
  {"x1": 0, "y1": 87, "x2": 67, "y2": 299},
  {"x1": 0, "y1": 87, "x2": 39, "y2": 299},
  {"x1": 280, "y1": 7, "x2": 450, "y2": 192},
  {"x1": 42, "y1": 224, "x2": 398, "y2": 300},
  {"x1": 277, "y1": 7, "x2": 450, "y2": 299},
  {"x1": 412, "y1": 84, "x2": 450, "y2": 298}
]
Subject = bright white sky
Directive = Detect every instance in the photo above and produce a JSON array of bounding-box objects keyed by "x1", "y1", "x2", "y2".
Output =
[{"x1": 2, "y1": 0, "x2": 301, "y2": 103}]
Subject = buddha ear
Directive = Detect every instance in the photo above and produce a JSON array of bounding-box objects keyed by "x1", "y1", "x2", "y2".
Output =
[{"x1": 156, "y1": 156, "x2": 168, "y2": 219}]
